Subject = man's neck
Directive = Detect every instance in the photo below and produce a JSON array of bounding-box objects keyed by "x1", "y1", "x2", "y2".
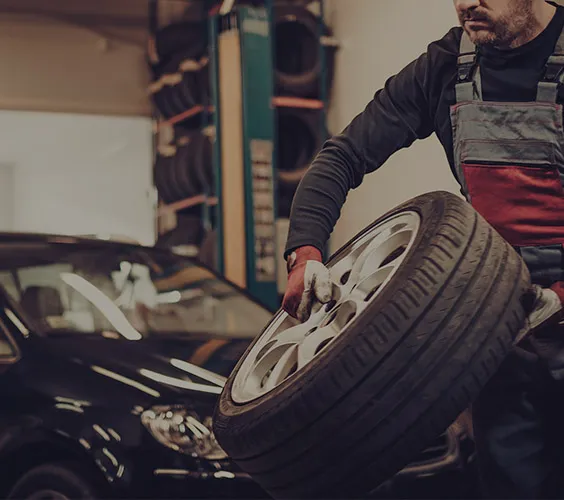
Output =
[{"x1": 509, "y1": 1, "x2": 557, "y2": 48}]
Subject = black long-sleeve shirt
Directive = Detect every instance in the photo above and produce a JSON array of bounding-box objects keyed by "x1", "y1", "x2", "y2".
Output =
[{"x1": 284, "y1": 4, "x2": 564, "y2": 258}]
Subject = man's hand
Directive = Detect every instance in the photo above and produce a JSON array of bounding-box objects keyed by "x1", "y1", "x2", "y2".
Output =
[
  {"x1": 515, "y1": 285, "x2": 563, "y2": 344},
  {"x1": 282, "y1": 246, "x2": 334, "y2": 322}
]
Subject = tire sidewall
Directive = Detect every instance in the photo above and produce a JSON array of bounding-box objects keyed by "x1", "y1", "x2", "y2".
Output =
[
  {"x1": 215, "y1": 192, "x2": 452, "y2": 424},
  {"x1": 9, "y1": 464, "x2": 97, "y2": 500}
]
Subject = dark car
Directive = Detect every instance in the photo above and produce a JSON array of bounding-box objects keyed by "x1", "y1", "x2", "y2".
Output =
[
  {"x1": 0, "y1": 232, "x2": 476, "y2": 499},
  {"x1": 0, "y1": 232, "x2": 273, "y2": 499}
]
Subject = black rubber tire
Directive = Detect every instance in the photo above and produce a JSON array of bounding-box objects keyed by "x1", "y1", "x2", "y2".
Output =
[
  {"x1": 194, "y1": 132, "x2": 214, "y2": 196},
  {"x1": 150, "y1": 51, "x2": 206, "y2": 119},
  {"x1": 213, "y1": 191, "x2": 532, "y2": 499},
  {"x1": 150, "y1": 21, "x2": 207, "y2": 72},
  {"x1": 179, "y1": 65, "x2": 200, "y2": 110},
  {"x1": 154, "y1": 149, "x2": 178, "y2": 205},
  {"x1": 174, "y1": 134, "x2": 203, "y2": 199},
  {"x1": 157, "y1": 213, "x2": 205, "y2": 248},
  {"x1": 8, "y1": 462, "x2": 97, "y2": 499},
  {"x1": 274, "y1": 4, "x2": 335, "y2": 98},
  {"x1": 276, "y1": 107, "x2": 320, "y2": 189}
]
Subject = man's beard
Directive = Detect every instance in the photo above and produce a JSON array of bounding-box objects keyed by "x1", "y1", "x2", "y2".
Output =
[{"x1": 460, "y1": 0, "x2": 534, "y2": 48}]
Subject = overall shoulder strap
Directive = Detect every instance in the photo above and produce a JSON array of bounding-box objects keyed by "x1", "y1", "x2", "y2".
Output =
[
  {"x1": 537, "y1": 26, "x2": 564, "y2": 103},
  {"x1": 455, "y1": 31, "x2": 481, "y2": 103}
]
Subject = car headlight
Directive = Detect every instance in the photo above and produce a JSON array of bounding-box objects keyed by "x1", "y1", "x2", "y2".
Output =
[{"x1": 141, "y1": 405, "x2": 227, "y2": 460}]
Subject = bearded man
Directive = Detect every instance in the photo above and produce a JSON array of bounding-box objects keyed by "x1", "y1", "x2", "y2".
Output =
[{"x1": 282, "y1": 1, "x2": 564, "y2": 497}]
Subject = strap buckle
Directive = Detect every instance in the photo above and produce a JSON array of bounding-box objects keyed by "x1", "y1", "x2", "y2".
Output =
[
  {"x1": 542, "y1": 61, "x2": 564, "y2": 82},
  {"x1": 457, "y1": 54, "x2": 476, "y2": 83},
  {"x1": 457, "y1": 62, "x2": 475, "y2": 83}
]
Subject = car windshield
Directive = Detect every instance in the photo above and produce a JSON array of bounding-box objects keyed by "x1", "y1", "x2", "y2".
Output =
[{"x1": 0, "y1": 239, "x2": 275, "y2": 340}]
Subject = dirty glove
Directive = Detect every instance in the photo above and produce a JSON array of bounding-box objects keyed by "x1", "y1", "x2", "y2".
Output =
[
  {"x1": 515, "y1": 284, "x2": 563, "y2": 344},
  {"x1": 282, "y1": 246, "x2": 333, "y2": 322}
]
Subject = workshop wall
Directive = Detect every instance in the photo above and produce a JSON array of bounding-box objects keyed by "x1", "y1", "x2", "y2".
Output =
[
  {"x1": 0, "y1": 13, "x2": 150, "y2": 116},
  {"x1": 324, "y1": 0, "x2": 462, "y2": 252},
  {"x1": 0, "y1": 110, "x2": 155, "y2": 245}
]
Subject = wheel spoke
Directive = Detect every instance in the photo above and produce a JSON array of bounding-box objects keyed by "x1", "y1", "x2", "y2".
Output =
[
  {"x1": 263, "y1": 344, "x2": 298, "y2": 391},
  {"x1": 297, "y1": 326, "x2": 337, "y2": 369},
  {"x1": 256, "y1": 323, "x2": 312, "y2": 362},
  {"x1": 353, "y1": 229, "x2": 413, "y2": 283},
  {"x1": 347, "y1": 229, "x2": 393, "y2": 288},
  {"x1": 353, "y1": 264, "x2": 396, "y2": 302}
]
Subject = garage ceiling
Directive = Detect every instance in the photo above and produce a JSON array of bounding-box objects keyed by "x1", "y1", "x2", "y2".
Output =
[{"x1": 0, "y1": 0, "x2": 204, "y2": 28}]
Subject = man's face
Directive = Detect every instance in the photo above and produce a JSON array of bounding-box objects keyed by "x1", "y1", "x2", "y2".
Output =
[{"x1": 453, "y1": 0, "x2": 534, "y2": 48}]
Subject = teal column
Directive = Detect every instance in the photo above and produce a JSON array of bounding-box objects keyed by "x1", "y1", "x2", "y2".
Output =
[{"x1": 239, "y1": 6, "x2": 279, "y2": 311}]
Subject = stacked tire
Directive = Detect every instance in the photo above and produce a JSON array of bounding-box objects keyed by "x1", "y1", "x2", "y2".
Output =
[
  {"x1": 153, "y1": 129, "x2": 214, "y2": 205},
  {"x1": 154, "y1": 128, "x2": 215, "y2": 257},
  {"x1": 273, "y1": 2, "x2": 336, "y2": 216},
  {"x1": 274, "y1": 3, "x2": 335, "y2": 98},
  {"x1": 147, "y1": 21, "x2": 211, "y2": 119},
  {"x1": 148, "y1": 17, "x2": 217, "y2": 264},
  {"x1": 276, "y1": 107, "x2": 321, "y2": 217}
]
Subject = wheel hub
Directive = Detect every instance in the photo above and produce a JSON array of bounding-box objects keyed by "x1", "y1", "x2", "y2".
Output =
[{"x1": 231, "y1": 211, "x2": 421, "y2": 404}]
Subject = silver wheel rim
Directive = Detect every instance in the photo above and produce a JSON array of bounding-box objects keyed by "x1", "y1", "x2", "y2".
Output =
[{"x1": 231, "y1": 211, "x2": 421, "y2": 404}]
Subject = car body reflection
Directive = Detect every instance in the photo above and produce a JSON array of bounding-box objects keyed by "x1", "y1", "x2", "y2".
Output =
[{"x1": 0, "y1": 232, "x2": 476, "y2": 499}]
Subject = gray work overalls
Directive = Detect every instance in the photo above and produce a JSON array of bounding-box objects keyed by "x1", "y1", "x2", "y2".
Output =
[{"x1": 450, "y1": 29, "x2": 564, "y2": 497}]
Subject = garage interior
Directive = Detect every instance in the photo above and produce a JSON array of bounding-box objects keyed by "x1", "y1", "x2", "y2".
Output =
[
  {"x1": 0, "y1": 0, "x2": 466, "y2": 307},
  {"x1": 0, "y1": 0, "x2": 559, "y2": 499}
]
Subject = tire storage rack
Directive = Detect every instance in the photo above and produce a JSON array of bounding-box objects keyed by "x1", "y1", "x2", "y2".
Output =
[{"x1": 148, "y1": 0, "x2": 337, "y2": 311}]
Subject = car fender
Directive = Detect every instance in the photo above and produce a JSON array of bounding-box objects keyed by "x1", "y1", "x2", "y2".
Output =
[{"x1": 0, "y1": 407, "x2": 134, "y2": 492}]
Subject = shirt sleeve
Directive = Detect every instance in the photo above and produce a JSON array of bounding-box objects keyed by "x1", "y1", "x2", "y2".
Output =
[{"x1": 284, "y1": 30, "x2": 459, "y2": 259}]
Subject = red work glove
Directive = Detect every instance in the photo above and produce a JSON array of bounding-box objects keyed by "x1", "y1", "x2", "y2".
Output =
[
  {"x1": 550, "y1": 281, "x2": 564, "y2": 305},
  {"x1": 282, "y1": 245, "x2": 334, "y2": 322},
  {"x1": 515, "y1": 284, "x2": 563, "y2": 344}
]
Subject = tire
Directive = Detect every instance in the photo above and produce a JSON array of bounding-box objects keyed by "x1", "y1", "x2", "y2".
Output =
[
  {"x1": 157, "y1": 213, "x2": 205, "y2": 249},
  {"x1": 150, "y1": 52, "x2": 201, "y2": 119},
  {"x1": 174, "y1": 134, "x2": 203, "y2": 199},
  {"x1": 276, "y1": 107, "x2": 320, "y2": 189},
  {"x1": 274, "y1": 4, "x2": 335, "y2": 97},
  {"x1": 179, "y1": 56, "x2": 210, "y2": 108},
  {"x1": 213, "y1": 191, "x2": 532, "y2": 499},
  {"x1": 194, "y1": 131, "x2": 214, "y2": 196},
  {"x1": 149, "y1": 21, "x2": 207, "y2": 72},
  {"x1": 154, "y1": 147, "x2": 178, "y2": 204},
  {"x1": 8, "y1": 462, "x2": 97, "y2": 499}
]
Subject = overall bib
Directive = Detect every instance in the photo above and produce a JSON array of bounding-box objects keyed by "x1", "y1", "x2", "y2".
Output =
[{"x1": 450, "y1": 29, "x2": 564, "y2": 497}]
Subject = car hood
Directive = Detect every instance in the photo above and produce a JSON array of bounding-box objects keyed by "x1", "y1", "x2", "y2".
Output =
[{"x1": 22, "y1": 333, "x2": 254, "y2": 411}]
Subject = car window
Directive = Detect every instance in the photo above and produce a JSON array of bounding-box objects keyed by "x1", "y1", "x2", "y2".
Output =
[
  {"x1": 0, "y1": 271, "x2": 19, "y2": 301},
  {"x1": 0, "y1": 243, "x2": 273, "y2": 340}
]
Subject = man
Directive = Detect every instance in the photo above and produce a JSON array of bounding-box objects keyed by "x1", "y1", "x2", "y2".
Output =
[{"x1": 282, "y1": 0, "x2": 564, "y2": 497}]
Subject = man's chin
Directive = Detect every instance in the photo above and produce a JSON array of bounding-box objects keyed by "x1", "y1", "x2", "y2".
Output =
[{"x1": 464, "y1": 27, "x2": 496, "y2": 46}]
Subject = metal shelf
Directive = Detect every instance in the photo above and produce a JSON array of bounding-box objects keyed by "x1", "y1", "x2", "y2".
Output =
[
  {"x1": 272, "y1": 96, "x2": 324, "y2": 109},
  {"x1": 156, "y1": 105, "x2": 214, "y2": 129},
  {"x1": 158, "y1": 195, "x2": 218, "y2": 216}
]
